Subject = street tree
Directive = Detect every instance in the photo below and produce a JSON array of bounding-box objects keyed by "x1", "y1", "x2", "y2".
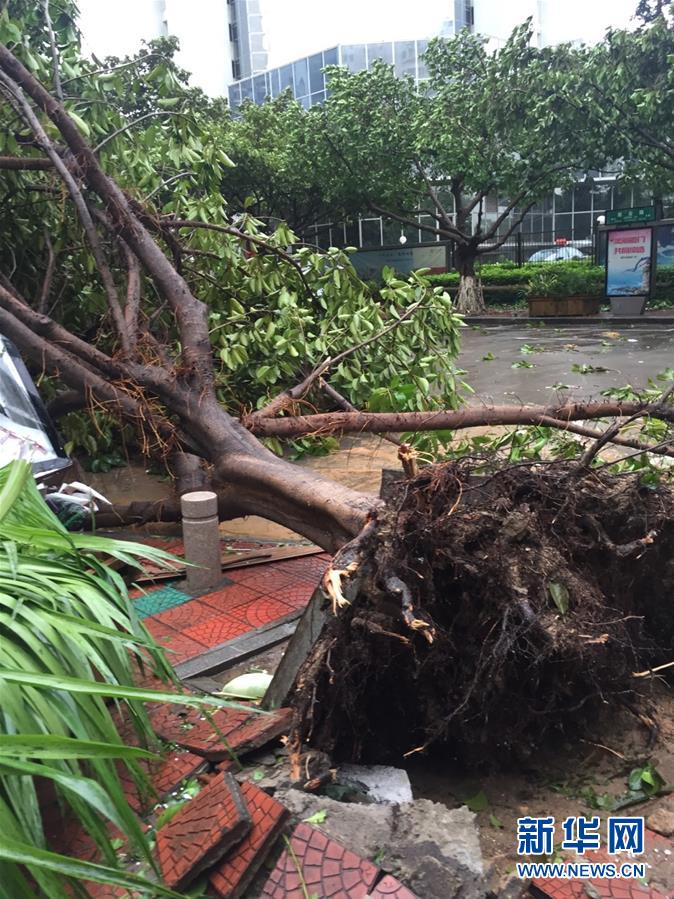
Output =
[
  {"x1": 307, "y1": 23, "x2": 599, "y2": 313},
  {"x1": 547, "y1": 5, "x2": 673, "y2": 197}
]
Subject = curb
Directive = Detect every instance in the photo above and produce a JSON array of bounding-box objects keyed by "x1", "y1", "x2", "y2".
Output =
[{"x1": 464, "y1": 315, "x2": 674, "y2": 326}]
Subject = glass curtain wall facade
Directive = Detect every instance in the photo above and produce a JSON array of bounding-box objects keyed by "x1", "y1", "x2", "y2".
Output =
[
  {"x1": 228, "y1": 39, "x2": 434, "y2": 110},
  {"x1": 301, "y1": 182, "x2": 665, "y2": 255}
]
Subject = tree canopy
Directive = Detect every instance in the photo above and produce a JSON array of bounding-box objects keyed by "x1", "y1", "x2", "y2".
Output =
[{"x1": 292, "y1": 23, "x2": 605, "y2": 312}]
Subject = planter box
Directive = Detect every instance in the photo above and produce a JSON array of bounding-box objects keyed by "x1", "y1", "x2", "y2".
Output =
[
  {"x1": 527, "y1": 295, "x2": 601, "y2": 317},
  {"x1": 609, "y1": 296, "x2": 647, "y2": 316}
]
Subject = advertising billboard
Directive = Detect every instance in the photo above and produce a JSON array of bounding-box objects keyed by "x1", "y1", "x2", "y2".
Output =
[
  {"x1": 606, "y1": 228, "x2": 653, "y2": 297},
  {"x1": 351, "y1": 245, "x2": 447, "y2": 280}
]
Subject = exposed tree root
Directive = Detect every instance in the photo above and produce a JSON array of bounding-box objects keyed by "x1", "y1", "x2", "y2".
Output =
[{"x1": 290, "y1": 461, "x2": 674, "y2": 766}]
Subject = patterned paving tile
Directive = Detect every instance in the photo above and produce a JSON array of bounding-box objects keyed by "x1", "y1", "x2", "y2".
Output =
[
  {"x1": 228, "y1": 595, "x2": 297, "y2": 629},
  {"x1": 532, "y1": 829, "x2": 672, "y2": 899},
  {"x1": 152, "y1": 630, "x2": 207, "y2": 662},
  {"x1": 208, "y1": 780, "x2": 288, "y2": 898},
  {"x1": 200, "y1": 583, "x2": 265, "y2": 613},
  {"x1": 153, "y1": 598, "x2": 222, "y2": 632},
  {"x1": 144, "y1": 617, "x2": 177, "y2": 640},
  {"x1": 118, "y1": 750, "x2": 207, "y2": 814},
  {"x1": 226, "y1": 566, "x2": 300, "y2": 590},
  {"x1": 182, "y1": 612, "x2": 251, "y2": 648},
  {"x1": 44, "y1": 816, "x2": 100, "y2": 862},
  {"x1": 260, "y1": 821, "x2": 380, "y2": 899},
  {"x1": 266, "y1": 581, "x2": 317, "y2": 610},
  {"x1": 370, "y1": 874, "x2": 420, "y2": 898},
  {"x1": 175, "y1": 706, "x2": 293, "y2": 761},
  {"x1": 148, "y1": 702, "x2": 223, "y2": 743},
  {"x1": 156, "y1": 771, "x2": 251, "y2": 890},
  {"x1": 133, "y1": 584, "x2": 191, "y2": 619}
]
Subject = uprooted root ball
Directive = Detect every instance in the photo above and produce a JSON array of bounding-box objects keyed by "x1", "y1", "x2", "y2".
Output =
[{"x1": 291, "y1": 462, "x2": 674, "y2": 765}]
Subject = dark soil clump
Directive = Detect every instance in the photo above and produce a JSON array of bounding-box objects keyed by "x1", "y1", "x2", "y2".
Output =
[{"x1": 291, "y1": 462, "x2": 674, "y2": 765}]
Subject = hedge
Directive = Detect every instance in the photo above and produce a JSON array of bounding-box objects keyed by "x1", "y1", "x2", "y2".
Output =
[{"x1": 426, "y1": 261, "x2": 674, "y2": 303}]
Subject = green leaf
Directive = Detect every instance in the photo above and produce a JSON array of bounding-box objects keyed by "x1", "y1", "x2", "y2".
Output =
[
  {"x1": 303, "y1": 809, "x2": 328, "y2": 824},
  {"x1": 464, "y1": 790, "x2": 489, "y2": 812},
  {"x1": 548, "y1": 582, "x2": 570, "y2": 615},
  {"x1": 0, "y1": 735, "x2": 156, "y2": 760},
  {"x1": 0, "y1": 837, "x2": 183, "y2": 897}
]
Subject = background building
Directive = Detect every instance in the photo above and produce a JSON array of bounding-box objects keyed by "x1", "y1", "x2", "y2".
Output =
[{"x1": 77, "y1": 0, "x2": 266, "y2": 96}]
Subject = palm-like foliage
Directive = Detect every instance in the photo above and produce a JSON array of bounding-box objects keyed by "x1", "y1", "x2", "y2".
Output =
[{"x1": 0, "y1": 460, "x2": 219, "y2": 898}]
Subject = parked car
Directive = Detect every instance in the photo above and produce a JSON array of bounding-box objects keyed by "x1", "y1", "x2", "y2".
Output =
[{"x1": 528, "y1": 246, "x2": 586, "y2": 263}]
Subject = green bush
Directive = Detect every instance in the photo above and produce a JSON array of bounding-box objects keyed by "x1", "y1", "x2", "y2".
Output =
[
  {"x1": 526, "y1": 264, "x2": 605, "y2": 298},
  {"x1": 0, "y1": 460, "x2": 228, "y2": 898},
  {"x1": 426, "y1": 260, "x2": 674, "y2": 304}
]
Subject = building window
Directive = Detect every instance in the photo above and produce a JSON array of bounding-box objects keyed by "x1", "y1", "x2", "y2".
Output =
[
  {"x1": 416, "y1": 40, "x2": 429, "y2": 79},
  {"x1": 280, "y1": 64, "x2": 293, "y2": 93},
  {"x1": 394, "y1": 41, "x2": 416, "y2": 78},
  {"x1": 367, "y1": 43, "x2": 393, "y2": 67},
  {"x1": 253, "y1": 74, "x2": 267, "y2": 104},
  {"x1": 293, "y1": 57, "x2": 309, "y2": 98},
  {"x1": 308, "y1": 52, "x2": 324, "y2": 94},
  {"x1": 231, "y1": 59, "x2": 241, "y2": 81},
  {"x1": 341, "y1": 44, "x2": 367, "y2": 73},
  {"x1": 323, "y1": 47, "x2": 338, "y2": 67}
]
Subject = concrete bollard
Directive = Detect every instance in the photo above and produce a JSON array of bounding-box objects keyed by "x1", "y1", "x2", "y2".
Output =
[{"x1": 181, "y1": 491, "x2": 221, "y2": 593}]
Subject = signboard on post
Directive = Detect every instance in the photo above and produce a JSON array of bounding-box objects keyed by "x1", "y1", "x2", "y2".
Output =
[
  {"x1": 606, "y1": 206, "x2": 656, "y2": 226},
  {"x1": 606, "y1": 228, "x2": 653, "y2": 298}
]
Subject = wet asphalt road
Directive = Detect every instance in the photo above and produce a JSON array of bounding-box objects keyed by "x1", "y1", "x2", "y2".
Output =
[{"x1": 458, "y1": 323, "x2": 674, "y2": 405}]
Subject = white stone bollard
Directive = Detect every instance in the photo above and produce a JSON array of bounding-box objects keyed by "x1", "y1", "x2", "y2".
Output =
[{"x1": 181, "y1": 490, "x2": 221, "y2": 593}]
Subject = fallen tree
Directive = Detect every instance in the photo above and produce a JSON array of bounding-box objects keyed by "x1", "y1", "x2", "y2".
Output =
[{"x1": 2, "y1": 32, "x2": 674, "y2": 765}]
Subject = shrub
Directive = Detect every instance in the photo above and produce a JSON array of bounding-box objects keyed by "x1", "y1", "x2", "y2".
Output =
[
  {"x1": 525, "y1": 264, "x2": 605, "y2": 298},
  {"x1": 0, "y1": 460, "x2": 224, "y2": 897}
]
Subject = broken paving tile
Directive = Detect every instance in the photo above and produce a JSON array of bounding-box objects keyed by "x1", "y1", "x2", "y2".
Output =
[
  {"x1": 370, "y1": 873, "x2": 420, "y2": 898},
  {"x1": 260, "y1": 821, "x2": 380, "y2": 899},
  {"x1": 208, "y1": 780, "x2": 288, "y2": 898},
  {"x1": 156, "y1": 771, "x2": 251, "y2": 891},
  {"x1": 177, "y1": 706, "x2": 293, "y2": 762},
  {"x1": 118, "y1": 750, "x2": 207, "y2": 814}
]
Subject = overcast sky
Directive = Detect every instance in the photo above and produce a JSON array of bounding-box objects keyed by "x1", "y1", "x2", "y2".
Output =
[
  {"x1": 76, "y1": 1, "x2": 639, "y2": 75},
  {"x1": 260, "y1": 0, "x2": 638, "y2": 67}
]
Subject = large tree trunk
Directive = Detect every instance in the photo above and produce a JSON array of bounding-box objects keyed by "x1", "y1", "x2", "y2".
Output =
[{"x1": 454, "y1": 249, "x2": 485, "y2": 315}]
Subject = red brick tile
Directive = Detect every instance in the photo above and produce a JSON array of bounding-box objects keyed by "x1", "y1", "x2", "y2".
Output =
[
  {"x1": 118, "y1": 751, "x2": 207, "y2": 814},
  {"x1": 45, "y1": 816, "x2": 100, "y2": 862},
  {"x1": 148, "y1": 702, "x2": 216, "y2": 743},
  {"x1": 266, "y1": 581, "x2": 317, "y2": 610},
  {"x1": 156, "y1": 771, "x2": 251, "y2": 890},
  {"x1": 226, "y1": 566, "x2": 299, "y2": 590},
  {"x1": 200, "y1": 583, "x2": 264, "y2": 613},
  {"x1": 182, "y1": 613, "x2": 251, "y2": 648},
  {"x1": 208, "y1": 781, "x2": 288, "y2": 898},
  {"x1": 153, "y1": 598, "x2": 221, "y2": 632},
  {"x1": 228, "y1": 595, "x2": 297, "y2": 628},
  {"x1": 144, "y1": 617, "x2": 177, "y2": 640},
  {"x1": 370, "y1": 874, "x2": 419, "y2": 898},
  {"x1": 180, "y1": 709, "x2": 291, "y2": 762},
  {"x1": 153, "y1": 630, "x2": 208, "y2": 661},
  {"x1": 260, "y1": 822, "x2": 380, "y2": 899}
]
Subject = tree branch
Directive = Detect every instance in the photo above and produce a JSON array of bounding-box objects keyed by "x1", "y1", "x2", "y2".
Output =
[
  {"x1": 0, "y1": 68, "x2": 130, "y2": 352},
  {"x1": 37, "y1": 229, "x2": 55, "y2": 314},
  {"x1": 246, "y1": 401, "x2": 674, "y2": 438},
  {"x1": 42, "y1": 0, "x2": 63, "y2": 102},
  {"x1": 0, "y1": 155, "x2": 52, "y2": 170},
  {"x1": 0, "y1": 43, "x2": 214, "y2": 389}
]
